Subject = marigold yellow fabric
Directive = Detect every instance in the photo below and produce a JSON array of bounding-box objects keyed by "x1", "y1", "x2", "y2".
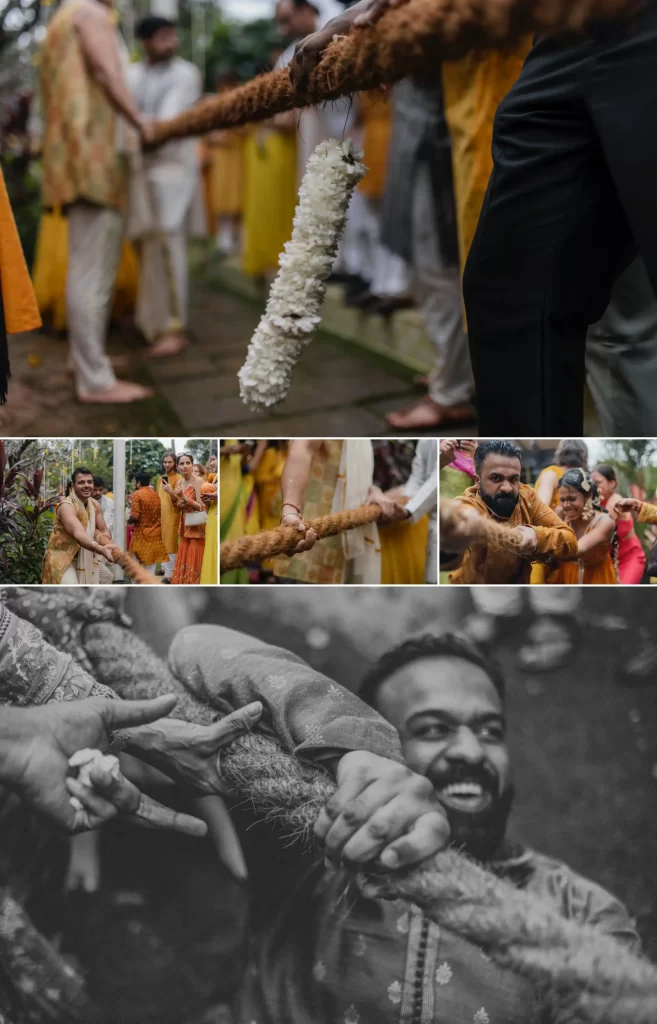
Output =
[
  {"x1": 0, "y1": 168, "x2": 40, "y2": 334},
  {"x1": 442, "y1": 41, "x2": 532, "y2": 272}
]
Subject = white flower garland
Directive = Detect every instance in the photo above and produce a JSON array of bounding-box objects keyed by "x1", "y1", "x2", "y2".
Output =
[{"x1": 238, "y1": 139, "x2": 366, "y2": 410}]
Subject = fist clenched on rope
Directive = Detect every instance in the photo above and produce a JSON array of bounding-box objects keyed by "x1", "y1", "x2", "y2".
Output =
[
  {"x1": 440, "y1": 499, "x2": 536, "y2": 556},
  {"x1": 316, "y1": 751, "x2": 449, "y2": 871}
]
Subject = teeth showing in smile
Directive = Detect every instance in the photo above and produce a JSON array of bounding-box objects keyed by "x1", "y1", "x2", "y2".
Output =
[{"x1": 441, "y1": 783, "x2": 484, "y2": 798}]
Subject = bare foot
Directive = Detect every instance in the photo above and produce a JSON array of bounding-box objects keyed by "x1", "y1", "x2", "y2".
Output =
[
  {"x1": 147, "y1": 334, "x2": 190, "y2": 358},
  {"x1": 386, "y1": 395, "x2": 476, "y2": 430},
  {"x1": 77, "y1": 381, "x2": 154, "y2": 404},
  {"x1": 67, "y1": 354, "x2": 134, "y2": 378}
]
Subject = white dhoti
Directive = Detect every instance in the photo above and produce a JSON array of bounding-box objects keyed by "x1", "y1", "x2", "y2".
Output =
[
  {"x1": 412, "y1": 165, "x2": 474, "y2": 407},
  {"x1": 66, "y1": 201, "x2": 123, "y2": 396}
]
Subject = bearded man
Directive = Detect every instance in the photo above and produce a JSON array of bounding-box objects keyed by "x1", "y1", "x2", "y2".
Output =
[
  {"x1": 442, "y1": 438, "x2": 577, "y2": 584},
  {"x1": 42, "y1": 467, "x2": 115, "y2": 585},
  {"x1": 115, "y1": 624, "x2": 638, "y2": 1024}
]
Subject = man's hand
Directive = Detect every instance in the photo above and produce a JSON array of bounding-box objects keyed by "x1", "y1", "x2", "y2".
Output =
[
  {"x1": 615, "y1": 497, "x2": 643, "y2": 515},
  {"x1": 366, "y1": 485, "x2": 409, "y2": 524},
  {"x1": 353, "y1": 0, "x2": 411, "y2": 25},
  {"x1": 314, "y1": 751, "x2": 449, "y2": 871},
  {"x1": 512, "y1": 525, "x2": 538, "y2": 556},
  {"x1": 124, "y1": 703, "x2": 264, "y2": 795},
  {"x1": 97, "y1": 544, "x2": 116, "y2": 563},
  {"x1": 440, "y1": 504, "x2": 482, "y2": 554},
  {"x1": 137, "y1": 117, "x2": 156, "y2": 146},
  {"x1": 290, "y1": 0, "x2": 411, "y2": 87},
  {"x1": 281, "y1": 510, "x2": 318, "y2": 554},
  {"x1": 0, "y1": 696, "x2": 205, "y2": 836}
]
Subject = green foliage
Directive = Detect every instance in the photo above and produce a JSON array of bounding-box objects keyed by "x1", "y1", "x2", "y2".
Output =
[
  {"x1": 598, "y1": 439, "x2": 657, "y2": 497},
  {"x1": 203, "y1": 15, "x2": 278, "y2": 90},
  {"x1": 126, "y1": 439, "x2": 168, "y2": 480},
  {"x1": 0, "y1": 439, "x2": 54, "y2": 584}
]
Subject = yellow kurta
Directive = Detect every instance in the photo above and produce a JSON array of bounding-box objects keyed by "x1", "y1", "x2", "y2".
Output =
[
  {"x1": 448, "y1": 483, "x2": 578, "y2": 585},
  {"x1": 530, "y1": 464, "x2": 565, "y2": 584},
  {"x1": 220, "y1": 441, "x2": 248, "y2": 584},
  {"x1": 242, "y1": 127, "x2": 297, "y2": 278},
  {"x1": 380, "y1": 517, "x2": 430, "y2": 585},
  {"x1": 32, "y1": 209, "x2": 138, "y2": 330},
  {"x1": 157, "y1": 471, "x2": 182, "y2": 554},
  {"x1": 200, "y1": 475, "x2": 218, "y2": 584},
  {"x1": 442, "y1": 41, "x2": 532, "y2": 273},
  {"x1": 209, "y1": 131, "x2": 244, "y2": 218},
  {"x1": 0, "y1": 168, "x2": 40, "y2": 335},
  {"x1": 358, "y1": 91, "x2": 392, "y2": 202},
  {"x1": 545, "y1": 514, "x2": 618, "y2": 585}
]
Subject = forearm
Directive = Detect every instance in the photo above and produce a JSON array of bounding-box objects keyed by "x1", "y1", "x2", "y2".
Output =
[
  {"x1": 0, "y1": 601, "x2": 99, "y2": 706},
  {"x1": 92, "y1": 65, "x2": 143, "y2": 129},
  {"x1": 0, "y1": 706, "x2": 30, "y2": 786},
  {"x1": 533, "y1": 524, "x2": 578, "y2": 559},
  {"x1": 638, "y1": 502, "x2": 657, "y2": 524},
  {"x1": 280, "y1": 441, "x2": 319, "y2": 514}
]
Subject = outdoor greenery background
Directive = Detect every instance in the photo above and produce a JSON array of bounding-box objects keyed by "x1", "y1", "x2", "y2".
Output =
[{"x1": 0, "y1": 437, "x2": 216, "y2": 581}]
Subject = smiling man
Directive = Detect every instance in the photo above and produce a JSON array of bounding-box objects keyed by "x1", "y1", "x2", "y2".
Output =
[
  {"x1": 42, "y1": 467, "x2": 115, "y2": 585},
  {"x1": 442, "y1": 438, "x2": 577, "y2": 584}
]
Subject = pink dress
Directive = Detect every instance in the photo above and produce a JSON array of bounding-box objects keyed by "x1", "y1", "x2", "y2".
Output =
[{"x1": 615, "y1": 516, "x2": 646, "y2": 584}]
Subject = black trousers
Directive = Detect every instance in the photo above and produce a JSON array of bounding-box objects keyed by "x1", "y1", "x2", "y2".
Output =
[{"x1": 463, "y1": 2, "x2": 657, "y2": 435}]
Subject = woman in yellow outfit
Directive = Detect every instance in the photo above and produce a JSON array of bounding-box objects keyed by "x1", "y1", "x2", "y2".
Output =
[
  {"x1": 241, "y1": 120, "x2": 297, "y2": 279},
  {"x1": 32, "y1": 208, "x2": 139, "y2": 330},
  {"x1": 530, "y1": 439, "x2": 589, "y2": 583},
  {"x1": 0, "y1": 164, "x2": 42, "y2": 398},
  {"x1": 252, "y1": 441, "x2": 287, "y2": 576},
  {"x1": 545, "y1": 468, "x2": 618, "y2": 586},
  {"x1": 219, "y1": 440, "x2": 249, "y2": 584},
  {"x1": 200, "y1": 455, "x2": 218, "y2": 585}
]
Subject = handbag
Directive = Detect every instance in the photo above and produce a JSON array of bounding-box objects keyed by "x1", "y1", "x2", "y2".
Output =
[{"x1": 185, "y1": 510, "x2": 208, "y2": 527}]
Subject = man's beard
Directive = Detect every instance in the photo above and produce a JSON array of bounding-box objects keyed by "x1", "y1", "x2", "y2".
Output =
[
  {"x1": 480, "y1": 489, "x2": 519, "y2": 519},
  {"x1": 426, "y1": 760, "x2": 515, "y2": 863}
]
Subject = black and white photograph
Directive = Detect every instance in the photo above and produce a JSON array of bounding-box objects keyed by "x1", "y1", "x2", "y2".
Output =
[{"x1": 0, "y1": 585, "x2": 655, "y2": 1024}]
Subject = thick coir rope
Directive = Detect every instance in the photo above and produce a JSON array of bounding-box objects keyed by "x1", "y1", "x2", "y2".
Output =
[
  {"x1": 109, "y1": 547, "x2": 160, "y2": 585},
  {"x1": 77, "y1": 621, "x2": 657, "y2": 1024},
  {"x1": 151, "y1": 0, "x2": 640, "y2": 144},
  {"x1": 220, "y1": 503, "x2": 381, "y2": 572}
]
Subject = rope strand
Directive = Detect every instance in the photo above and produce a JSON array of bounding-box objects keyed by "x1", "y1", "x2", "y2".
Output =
[
  {"x1": 150, "y1": 0, "x2": 639, "y2": 145},
  {"x1": 220, "y1": 503, "x2": 381, "y2": 572}
]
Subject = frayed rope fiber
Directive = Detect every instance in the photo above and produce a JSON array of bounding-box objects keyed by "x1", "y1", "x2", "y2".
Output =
[
  {"x1": 150, "y1": 0, "x2": 640, "y2": 144},
  {"x1": 79, "y1": 622, "x2": 657, "y2": 1024},
  {"x1": 219, "y1": 503, "x2": 381, "y2": 572}
]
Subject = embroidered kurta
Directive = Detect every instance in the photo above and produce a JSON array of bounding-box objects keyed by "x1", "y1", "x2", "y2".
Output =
[
  {"x1": 272, "y1": 441, "x2": 345, "y2": 584},
  {"x1": 447, "y1": 483, "x2": 578, "y2": 585},
  {"x1": 39, "y1": 0, "x2": 128, "y2": 211},
  {"x1": 41, "y1": 495, "x2": 102, "y2": 585},
  {"x1": 128, "y1": 487, "x2": 168, "y2": 565}
]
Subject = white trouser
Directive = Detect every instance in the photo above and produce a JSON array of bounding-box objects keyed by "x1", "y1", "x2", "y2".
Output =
[
  {"x1": 136, "y1": 227, "x2": 189, "y2": 341},
  {"x1": 412, "y1": 165, "x2": 474, "y2": 407},
  {"x1": 163, "y1": 552, "x2": 177, "y2": 580},
  {"x1": 66, "y1": 201, "x2": 123, "y2": 396},
  {"x1": 142, "y1": 563, "x2": 157, "y2": 574},
  {"x1": 336, "y1": 192, "x2": 409, "y2": 299}
]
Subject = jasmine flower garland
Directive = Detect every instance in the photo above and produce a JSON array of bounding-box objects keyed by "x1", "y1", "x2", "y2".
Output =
[{"x1": 238, "y1": 139, "x2": 366, "y2": 410}]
